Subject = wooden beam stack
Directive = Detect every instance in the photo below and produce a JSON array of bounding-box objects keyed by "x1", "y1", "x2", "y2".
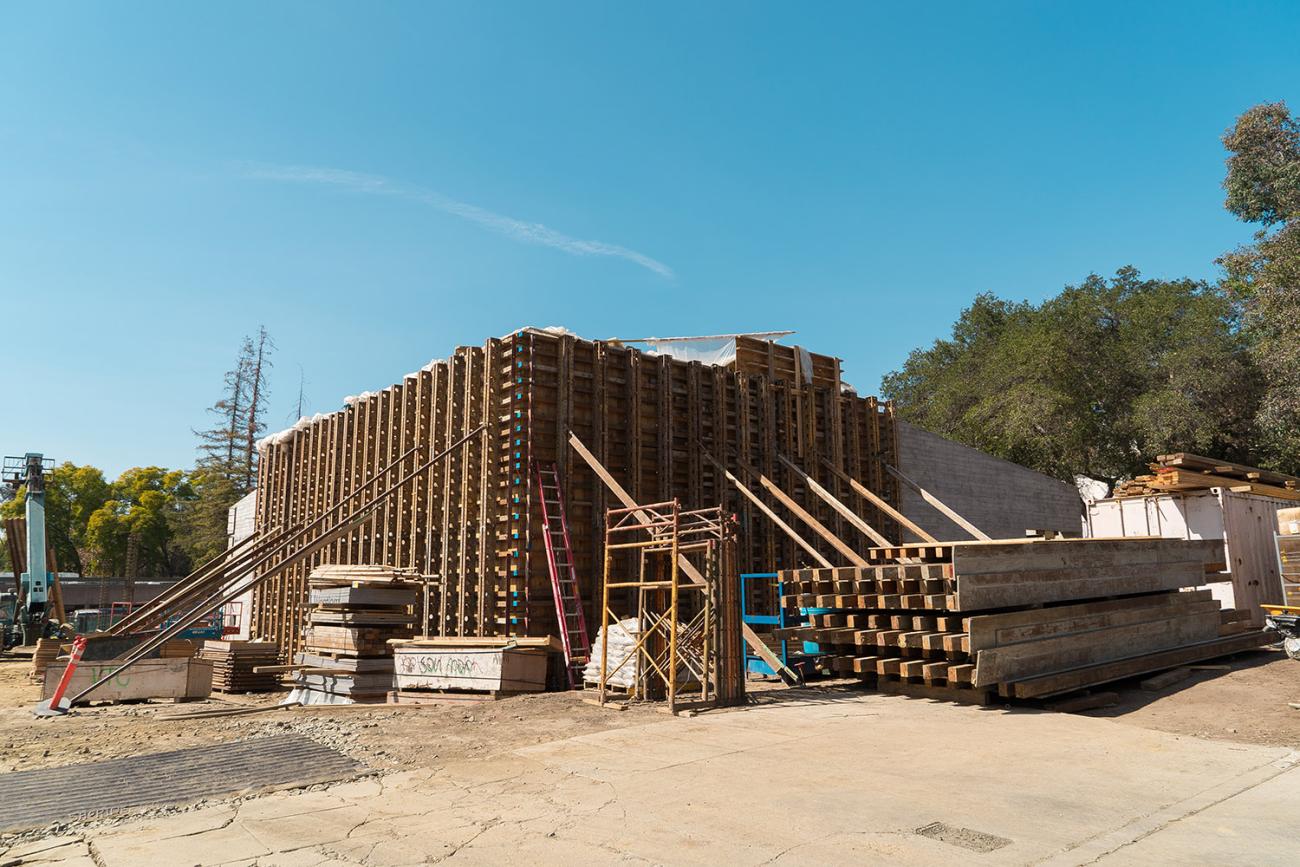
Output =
[
  {"x1": 779, "y1": 537, "x2": 1273, "y2": 703},
  {"x1": 199, "y1": 640, "x2": 282, "y2": 693},
  {"x1": 251, "y1": 329, "x2": 900, "y2": 659},
  {"x1": 290, "y1": 565, "x2": 420, "y2": 704},
  {"x1": 1114, "y1": 453, "x2": 1300, "y2": 501}
]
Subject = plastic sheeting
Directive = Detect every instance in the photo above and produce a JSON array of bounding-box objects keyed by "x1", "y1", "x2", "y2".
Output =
[{"x1": 639, "y1": 336, "x2": 738, "y2": 367}]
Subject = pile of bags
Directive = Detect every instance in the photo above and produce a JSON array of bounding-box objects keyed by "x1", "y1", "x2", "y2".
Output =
[{"x1": 582, "y1": 618, "x2": 640, "y2": 688}]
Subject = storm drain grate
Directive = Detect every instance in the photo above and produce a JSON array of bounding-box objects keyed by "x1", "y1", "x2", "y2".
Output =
[
  {"x1": 0, "y1": 733, "x2": 362, "y2": 833},
  {"x1": 916, "y1": 821, "x2": 1012, "y2": 852}
]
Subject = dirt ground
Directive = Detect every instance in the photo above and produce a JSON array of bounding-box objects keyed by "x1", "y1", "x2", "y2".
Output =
[
  {"x1": 0, "y1": 657, "x2": 666, "y2": 776},
  {"x1": 2, "y1": 648, "x2": 1297, "y2": 780},
  {"x1": 1083, "y1": 648, "x2": 1300, "y2": 747}
]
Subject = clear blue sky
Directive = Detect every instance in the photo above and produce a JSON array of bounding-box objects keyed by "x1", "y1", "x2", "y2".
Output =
[{"x1": 3, "y1": 3, "x2": 1297, "y2": 478}]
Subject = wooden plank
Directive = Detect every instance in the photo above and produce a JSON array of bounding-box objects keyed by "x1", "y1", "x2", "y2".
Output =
[
  {"x1": 964, "y1": 590, "x2": 1214, "y2": 651},
  {"x1": 1005, "y1": 630, "x2": 1272, "y2": 699},
  {"x1": 744, "y1": 459, "x2": 868, "y2": 567},
  {"x1": 973, "y1": 610, "x2": 1222, "y2": 687},
  {"x1": 1045, "y1": 691, "x2": 1119, "y2": 712},
  {"x1": 699, "y1": 450, "x2": 833, "y2": 568},
  {"x1": 778, "y1": 454, "x2": 893, "y2": 548},
  {"x1": 821, "y1": 459, "x2": 936, "y2": 544},
  {"x1": 1140, "y1": 667, "x2": 1194, "y2": 691},
  {"x1": 953, "y1": 560, "x2": 1208, "y2": 610},
  {"x1": 950, "y1": 538, "x2": 1223, "y2": 575}
]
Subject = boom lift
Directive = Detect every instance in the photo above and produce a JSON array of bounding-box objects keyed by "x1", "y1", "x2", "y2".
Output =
[{"x1": 3, "y1": 453, "x2": 65, "y2": 649}]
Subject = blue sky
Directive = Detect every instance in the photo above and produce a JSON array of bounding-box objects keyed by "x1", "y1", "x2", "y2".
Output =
[{"x1": 3, "y1": 3, "x2": 1297, "y2": 478}]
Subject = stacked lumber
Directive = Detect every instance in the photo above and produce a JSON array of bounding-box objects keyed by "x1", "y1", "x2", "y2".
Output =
[
  {"x1": 1114, "y1": 453, "x2": 1300, "y2": 501},
  {"x1": 159, "y1": 639, "x2": 198, "y2": 659},
  {"x1": 28, "y1": 638, "x2": 63, "y2": 684},
  {"x1": 289, "y1": 567, "x2": 421, "y2": 704},
  {"x1": 199, "y1": 640, "x2": 282, "y2": 693},
  {"x1": 778, "y1": 537, "x2": 1273, "y2": 704}
]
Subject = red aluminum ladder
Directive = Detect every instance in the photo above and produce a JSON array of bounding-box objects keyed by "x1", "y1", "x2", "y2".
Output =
[{"x1": 533, "y1": 461, "x2": 592, "y2": 687}]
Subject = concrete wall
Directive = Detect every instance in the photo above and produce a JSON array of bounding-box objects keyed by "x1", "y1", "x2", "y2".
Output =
[{"x1": 896, "y1": 421, "x2": 1083, "y2": 541}]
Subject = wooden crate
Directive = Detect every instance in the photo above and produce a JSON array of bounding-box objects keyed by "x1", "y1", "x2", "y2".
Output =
[
  {"x1": 43, "y1": 658, "x2": 213, "y2": 705},
  {"x1": 392, "y1": 645, "x2": 548, "y2": 693}
]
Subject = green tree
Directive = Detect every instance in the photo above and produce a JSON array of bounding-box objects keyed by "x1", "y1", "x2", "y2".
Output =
[
  {"x1": 85, "y1": 467, "x2": 194, "y2": 577},
  {"x1": 881, "y1": 268, "x2": 1258, "y2": 487},
  {"x1": 170, "y1": 468, "x2": 240, "y2": 568},
  {"x1": 1220, "y1": 101, "x2": 1300, "y2": 473},
  {"x1": 0, "y1": 462, "x2": 112, "y2": 575},
  {"x1": 178, "y1": 327, "x2": 274, "y2": 568}
]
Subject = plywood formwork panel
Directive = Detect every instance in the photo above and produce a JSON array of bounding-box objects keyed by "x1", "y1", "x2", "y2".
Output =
[{"x1": 251, "y1": 329, "x2": 899, "y2": 652}]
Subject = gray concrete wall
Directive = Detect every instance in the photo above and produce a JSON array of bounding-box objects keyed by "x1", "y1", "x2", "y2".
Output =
[{"x1": 896, "y1": 420, "x2": 1083, "y2": 541}]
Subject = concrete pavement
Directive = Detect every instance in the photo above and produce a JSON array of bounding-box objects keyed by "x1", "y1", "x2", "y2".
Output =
[{"x1": 4, "y1": 688, "x2": 1296, "y2": 865}]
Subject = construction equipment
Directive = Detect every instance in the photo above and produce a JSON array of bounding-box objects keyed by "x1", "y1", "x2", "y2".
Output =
[
  {"x1": 533, "y1": 461, "x2": 591, "y2": 687},
  {"x1": 2, "y1": 453, "x2": 66, "y2": 649},
  {"x1": 1262, "y1": 605, "x2": 1300, "y2": 660}
]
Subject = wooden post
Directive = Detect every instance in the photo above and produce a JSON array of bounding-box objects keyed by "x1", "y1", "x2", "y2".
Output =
[
  {"x1": 699, "y1": 451, "x2": 834, "y2": 568},
  {"x1": 777, "y1": 454, "x2": 893, "y2": 548},
  {"x1": 820, "y1": 459, "x2": 939, "y2": 544},
  {"x1": 886, "y1": 464, "x2": 992, "y2": 542}
]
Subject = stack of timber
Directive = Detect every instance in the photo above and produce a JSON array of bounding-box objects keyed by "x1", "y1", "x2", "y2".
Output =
[
  {"x1": 251, "y1": 328, "x2": 901, "y2": 659},
  {"x1": 199, "y1": 640, "x2": 282, "y2": 693},
  {"x1": 28, "y1": 638, "x2": 63, "y2": 683},
  {"x1": 290, "y1": 565, "x2": 420, "y2": 704},
  {"x1": 778, "y1": 537, "x2": 1273, "y2": 704},
  {"x1": 1114, "y1": 453, "x2": 1300, "y2": 502}
]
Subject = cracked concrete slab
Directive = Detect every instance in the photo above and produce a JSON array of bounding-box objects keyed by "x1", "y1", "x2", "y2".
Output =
[{"x1": 49, "y1": 691, "x2": 1298, "y2": 866}]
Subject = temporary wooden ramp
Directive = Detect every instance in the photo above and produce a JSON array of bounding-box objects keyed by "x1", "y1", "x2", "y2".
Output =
[{"x1": 250, "y1": 329, "x2": 902, "y2": 658}]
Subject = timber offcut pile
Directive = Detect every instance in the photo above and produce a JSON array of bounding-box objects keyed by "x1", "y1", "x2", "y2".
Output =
[
  {"x1": 28, "y1": 638, "x2": 63, "y2": 684},
  {"x1": 778, "y1": 537, "x2": 1272, "y2": 703},
  {"x1": 290, "y1": 565, "x2": 421, "y2": 705},
  {"x1": 199, "y1": 640, "x2": 282, "y2": 693},
  {"x1": 1113, "y1": 453, "x2": 1300, "y2": 502}
]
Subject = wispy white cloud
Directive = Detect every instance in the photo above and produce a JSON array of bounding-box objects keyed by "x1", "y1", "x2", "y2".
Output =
[{"x1": 241, "y1": 163, "x2": 674, "y2": 279}]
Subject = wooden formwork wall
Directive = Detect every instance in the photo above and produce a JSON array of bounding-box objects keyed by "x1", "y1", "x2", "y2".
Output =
[{"x1": 251, "y1": 330, "x2": 899, "y2": 656}]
